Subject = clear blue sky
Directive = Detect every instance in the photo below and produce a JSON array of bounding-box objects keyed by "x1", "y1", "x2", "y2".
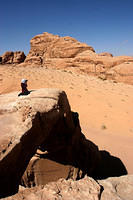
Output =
[{"x1": 0, "y1": 0, "x2": 133, "y2": 56}]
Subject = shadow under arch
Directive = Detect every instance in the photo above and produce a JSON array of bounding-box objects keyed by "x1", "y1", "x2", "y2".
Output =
[
  {"x1": 92, "y1": 150, "x2": 128, "y2": 180},
  {"x1": 36, "y1": 149, "x2": 127, "y2": 181},
  {"x1": 36, "y1": 111, "x2": 127, "y2": 180}
]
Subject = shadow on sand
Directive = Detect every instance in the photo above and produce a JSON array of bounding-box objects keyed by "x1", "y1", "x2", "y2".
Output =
[
  {"x1": 37, "y1": 148, "x2": 127, "y2": 180},
  {"x1": 92, "y1": 150, "x2": 127, "y2": 179}
]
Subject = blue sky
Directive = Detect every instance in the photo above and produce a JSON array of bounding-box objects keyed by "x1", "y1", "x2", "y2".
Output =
[{"x1": 0, "y1": 0, "x2": 133, "y2": 56}]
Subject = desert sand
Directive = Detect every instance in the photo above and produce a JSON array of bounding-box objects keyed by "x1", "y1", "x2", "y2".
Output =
[{"x1": 0, "y1": 64, "x2": 133, "y2": 174}]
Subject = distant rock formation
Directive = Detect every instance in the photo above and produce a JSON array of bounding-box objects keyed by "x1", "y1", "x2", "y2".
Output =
[
  {"x1": 1, "y1": 33, "x2": 133, "y2": 85},
  {"x1": 22, "y1": 32, "x2": 133, "y2": 85},
  {"x1": 98, "y1": 52, "x2": 113, "y2": 57},
  {"x1": 24, "y1": 32, "x2": 95, "y2": 66},
  {"x1": 106, "y1": 62, "x2": 133, "y2": 85},
  {"x1": 1, "y1": 51, "x2": 26, "y2": 64},
  {"x1": 0, "y1": 89, "x2": 101, "y2": 198}
]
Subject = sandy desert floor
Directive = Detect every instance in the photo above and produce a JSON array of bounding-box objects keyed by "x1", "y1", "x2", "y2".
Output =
[{"x1": 0, "y1": 64, "x2": 133, "y2": 174}]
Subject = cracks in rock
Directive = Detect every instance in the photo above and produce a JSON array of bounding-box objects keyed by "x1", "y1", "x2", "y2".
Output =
[{"x1": 98, "y1": 183, "x2": 104, "y2": 200}]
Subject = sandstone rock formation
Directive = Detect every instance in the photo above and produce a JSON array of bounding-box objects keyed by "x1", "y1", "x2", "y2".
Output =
[
  {"x1": 21, "y1": 148, "x2": 127, "y2": 188},
  {"x1": 106, "y1": 62, "x2": 133, "y2": 85},
  {"x1": 22, "y1": 32, "x2": 133, "y2": 85},
  {"x1": 0, "y1": 89, "x2": 101, "y2": 198},
  {"x1": 98, "y1": 175, "x2": 133, "y2": 200},
  {"x1": 2, "y1": 175, "x2": 133, "y2": 200},
  {"x1": 1, "y1": 51, "x2": 26, "y2": 64}
]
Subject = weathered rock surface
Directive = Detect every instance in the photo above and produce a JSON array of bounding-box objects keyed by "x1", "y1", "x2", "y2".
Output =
[
  {"x1": 21, "y1": 156, "x2": 77, "y2": 187},
  {"x1": 2, "y1": 176, "x2": 101, "y2": 200},
  {"x1": 0, "y1": 89, "x2": 101, "y2": 198},
  {"x1": 23, "y1": 32, "x2": 133, "y2": 85},
  {"x1": 98, "y1": 175, "x2": 133, "y2": 200},
  {"x1": 2, "y1": 175, "x2": 133, "y2": 200},
  {"x1": 106, "y1": 62, "x2": 133, "y2": 85},
  {"x1": 1, "y1": 51, "x2": 26, "y2": 64}
]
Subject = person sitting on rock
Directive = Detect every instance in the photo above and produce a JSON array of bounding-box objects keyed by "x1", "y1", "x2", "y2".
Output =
[{"x1": 18, "y1": 79, "x2": 30, "y2": 96}]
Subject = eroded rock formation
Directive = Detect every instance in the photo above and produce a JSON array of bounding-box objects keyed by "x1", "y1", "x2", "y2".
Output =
[
  {"x1": 1, "y1": 51, "x2": 26, "y2": 64},
  {"x1": 0, "y1": 88, "x2": 101, "y2": 198},
  {"x1": 22, "y1": 32, "x2": 133, "y2": 85}
]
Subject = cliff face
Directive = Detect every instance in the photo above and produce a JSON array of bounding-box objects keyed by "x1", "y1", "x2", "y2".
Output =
[{"x1": 0, "y1": 88, "x2": 101, "y2": 198}]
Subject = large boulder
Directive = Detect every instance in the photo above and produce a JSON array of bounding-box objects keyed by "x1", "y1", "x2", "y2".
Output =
[
  {"x1": 0, "y1": 88, "x2": 101, "y2": 198},
  {"x1": 1, "y1": 51, "x2": 26, "y2": 64},
  {"x1": 98, "y1": 175, "x2": 133, "y2": 200}
]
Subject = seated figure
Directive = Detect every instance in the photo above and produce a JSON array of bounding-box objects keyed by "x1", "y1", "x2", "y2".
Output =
[{"x1": 18, "y1": 79, "x2": 30, "y2": 96}]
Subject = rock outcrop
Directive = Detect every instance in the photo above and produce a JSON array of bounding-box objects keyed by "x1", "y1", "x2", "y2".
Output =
[
  {"x1": 2, "y1": 175, "x2": 133, "y2": 200},
  {"x1": 22, "y1": 32, "x2": 133, "y2": 85},
  {"x1": 106, "y1": 62, "x2": 133, "y2": 85},
  {"x1": 98, "y1": 175, "x2": 133, "y2": 200},
  {"x1": 1, "y1": 51, "x2": 26, "y2": 64},
  {"x1": 24, "y1": 32, "x2": 95, "y2": 66},
  {"x1": 0, "y1": 89, "x2": 101, "y2": 198},
  {"x1": 1, "y1": 33, "x2": 133, "y2": 85}
]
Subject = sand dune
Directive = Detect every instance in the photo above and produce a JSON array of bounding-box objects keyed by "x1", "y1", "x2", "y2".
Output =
[{"x1": 0, "y1": 64, "x2": 133, "y2": 174}]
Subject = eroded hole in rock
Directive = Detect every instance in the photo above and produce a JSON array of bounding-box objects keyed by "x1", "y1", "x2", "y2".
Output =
[
  {"x1": 21, "y1": 111, "x2": 127, "y2": 188},
  {"x1": 20, "y1": 112, "x2": 102, "y2": 188}
]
